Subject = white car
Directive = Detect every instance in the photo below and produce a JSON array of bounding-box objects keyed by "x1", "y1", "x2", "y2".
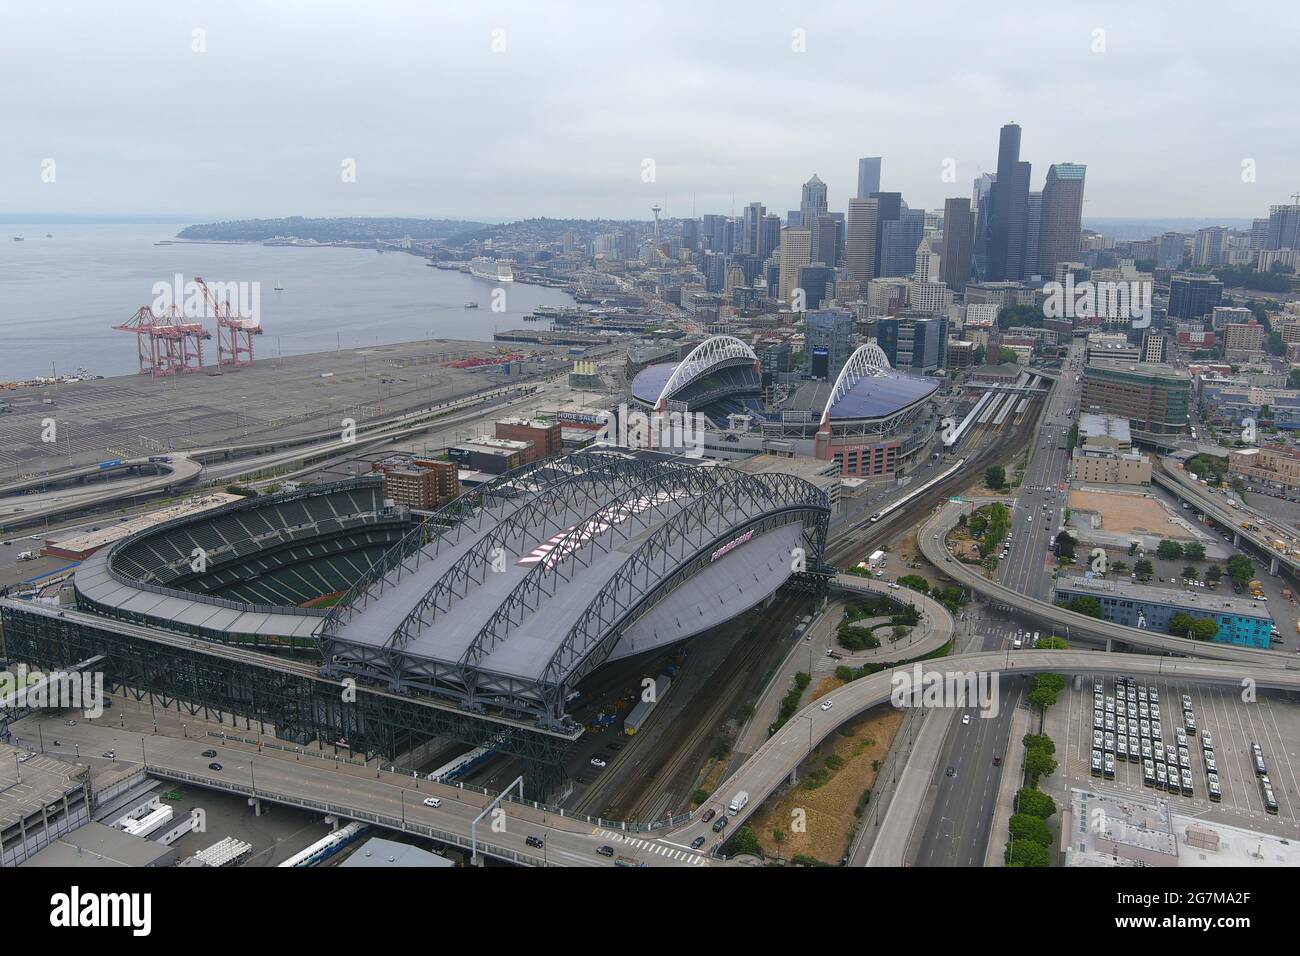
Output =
[
  {"x1": 961, "y1": 714, "x2": 971, "y2": 725},
  {"x1": 423, "y1": 797, "x2": 442, "y2": 808},
  {"x1": 590, "y1": 757, "x2": 607, "y2": 768},
  {"x1": 820, "y1": 700, "x2": 833, "y2": 712}
]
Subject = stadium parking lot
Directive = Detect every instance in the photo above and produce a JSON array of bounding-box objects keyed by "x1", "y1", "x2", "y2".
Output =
[{"x1": 1046, "y1": 673, "x2": 1300, "y2": 837}]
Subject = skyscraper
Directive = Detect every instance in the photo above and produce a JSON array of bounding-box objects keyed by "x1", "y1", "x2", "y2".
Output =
[
  {"x1": 870, "y1": 192, "x2": 903, "y2": 276},
  {"x1": 800, "y1": 174, "x2": 828, "y2": 262},
  {"x1": 844, "y1": 197, "x2": 879, "y2": 292},
  {"x1": 1036, "y1": 163, "x2": 1087, "y2": 279},
  {"x1": 742, "y1": 202, "x2": 765, "y2": 255},
  {"x1": 761, "y1": 214, "x2": 782, "y2": 260},
  {"x1": 987, "y1": 123, "x2": 1030, "y2": 281},
  {"x1": 878, "y1": 208, "x2": 924, "y2": 278},
  {"x1": 1266, "y1": 204, "x2": 1300, "y2": 250},
  {"x1": 856, "y1": 157, "x2": 882, "y2": 199},
  {"x1": 804, "y1": 309, "x2": 855, "y2": 379},
  {"x1": 1025, "y1": 191, "x2": 1042, "y2": 277},
  {"x1": 778, "y1": 226, "x2": 812, "y2": 304},
  {"x1": 1194, "y1": 227, "x2": 1227, "y2": 267},
  {"x1": 941, "y1": 197, "x2": 974, "y2": 291},
  {"x1": 971, "y1": 173, "x2": 995, "y2": 280},
  {"x1": 814, "y1": 214, "x2": 841, "y2": 267}
]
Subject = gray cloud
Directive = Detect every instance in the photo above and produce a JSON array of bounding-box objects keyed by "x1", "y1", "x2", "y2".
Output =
[{"x1": 2, "y1": 0, "x2": 1294, "y2": 220}]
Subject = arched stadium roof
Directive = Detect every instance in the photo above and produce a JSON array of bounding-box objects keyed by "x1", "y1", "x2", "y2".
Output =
[
  {"x1": 318, "y1": 449, "x2": 829, "y2": 727},
  {"x1": 820, "y1": 342, "x2": 940, "y2": 426},
  {"x1": 630, "y1": 335, "x2": 759, "y2": 410}
]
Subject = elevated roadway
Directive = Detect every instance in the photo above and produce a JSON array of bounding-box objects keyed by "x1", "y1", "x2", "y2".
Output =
[
  {"x1": 1153, "y1": 457, "x2": 1300, "y2": 578},
  {"x1": 667, "y1": 649, "x2": 1300, "y2": 845},
  {"x1": 917, "y1": 500, "x2": 1287, "y2": 664}
]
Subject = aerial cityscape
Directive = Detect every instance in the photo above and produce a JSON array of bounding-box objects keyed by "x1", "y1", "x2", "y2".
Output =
[{"x1": 2, "y1": 0, "x2": 1295, "y2": 925}]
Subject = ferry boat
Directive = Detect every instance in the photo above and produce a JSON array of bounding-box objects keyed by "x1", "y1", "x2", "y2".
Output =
[
  {"x1": 469, "y1": 256, "x2": 514, "y2": 282},
  {"x1": 464, "y1": 301, "x2": 479, "y2": 309}
]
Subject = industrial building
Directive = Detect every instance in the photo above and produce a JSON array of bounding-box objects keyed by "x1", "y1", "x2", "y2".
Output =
[{"x1": 1052, "y1": 576, "x2": 1273, "y2": 648}]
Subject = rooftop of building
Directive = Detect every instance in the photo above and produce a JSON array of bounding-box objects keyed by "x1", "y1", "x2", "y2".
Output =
[
  {"x1": 1084, "y1": 359, "x2": 1190, "y2": 382},
  {"x1": 1079, "y1": 412, "x2": 1132, "y2": 443},
  {"x1": 1054, "y1": 574, "x2": 1273, "y2": 620},
  {"x1": 20, "y1": 821, "x2": 175, "y2": 868},
  {"x1": 0, "y1": 743, "x2": 87, "y2": 835}
]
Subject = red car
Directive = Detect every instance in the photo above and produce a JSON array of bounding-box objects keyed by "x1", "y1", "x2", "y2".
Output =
[
  {"x1": 993, "y1": 755, "x2": 1002, "y2": 766},
  {"x1": 701, "y1": 808, "x2": 716, "y2": 823}
]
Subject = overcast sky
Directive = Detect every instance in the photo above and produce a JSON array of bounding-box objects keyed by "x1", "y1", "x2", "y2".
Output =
[{"x1": 2, "y1": 0, "x2": 1295, "y2": 222}]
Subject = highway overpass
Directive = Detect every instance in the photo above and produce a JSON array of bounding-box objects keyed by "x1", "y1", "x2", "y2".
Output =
[
  {"x1": 668, "y1": 648, "x2": 1300, "y2": 843},
  {"x1": 1153, "y1": 457, "x2": 1300, "y2": 578},
  {"x1": 916, "y1": 500, "x2": 1288, "y2": 664}
]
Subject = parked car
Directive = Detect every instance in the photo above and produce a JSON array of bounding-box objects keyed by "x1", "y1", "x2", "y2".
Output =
[{"x1": 589, "y1": 757, "x2": 607, "y2": 768}]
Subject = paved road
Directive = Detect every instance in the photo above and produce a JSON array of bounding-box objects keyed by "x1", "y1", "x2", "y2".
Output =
[
  {"x1": 664, "y1": 649, "x2": 1300, "y2": 848},
  {"x1": 9, "y1": 712, "x2": 707, "y2": 868},
  {"x1": 996, "y1": 341, "x2": 1082, "y2": 602},
  {"x1": 919, "y1": 501, "x2": 1290, "y2": 664}
]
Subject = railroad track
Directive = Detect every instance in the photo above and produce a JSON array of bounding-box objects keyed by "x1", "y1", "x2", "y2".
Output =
[{"x1": 591, "y1": 594, "x2": 804, "y2": 821}]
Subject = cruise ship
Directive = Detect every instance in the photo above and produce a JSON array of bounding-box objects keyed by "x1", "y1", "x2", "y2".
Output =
[{"x1": 468, "y1": 256, "x2": 514, "y2": 282}]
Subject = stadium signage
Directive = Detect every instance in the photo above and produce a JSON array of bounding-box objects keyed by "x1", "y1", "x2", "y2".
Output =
[{"x1": 711, "y1": 529, "x2": 754, "y2": 562}]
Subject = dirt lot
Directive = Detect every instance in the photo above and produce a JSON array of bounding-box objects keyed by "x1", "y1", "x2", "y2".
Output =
[
  {"x1": 1069, "y1": 488, "x2": 1186, "y2": 537},
  {"x1": 749, "y1": 706, "x2": 903, "y2": 864}
]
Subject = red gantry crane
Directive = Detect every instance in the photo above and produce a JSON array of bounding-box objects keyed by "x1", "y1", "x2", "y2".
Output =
[
  {"x1": 112, "y1": 305, "x2": 210, "y2": 377},
  {"x1": 195, "y1": 275, "x2": 262, "y2": 369}
]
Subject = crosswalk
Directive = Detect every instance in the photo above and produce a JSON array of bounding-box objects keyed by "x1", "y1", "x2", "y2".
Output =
[{"x1": 595, "y1": 828, "x2": 708, "y2": 865}]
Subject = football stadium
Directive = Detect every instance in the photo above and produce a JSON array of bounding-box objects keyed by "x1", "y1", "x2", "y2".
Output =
[{"x1": 628, "y1": 337, "x2": 940, "y2": 476}]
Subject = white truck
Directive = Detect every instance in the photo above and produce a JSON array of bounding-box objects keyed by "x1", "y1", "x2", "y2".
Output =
[
  {"x1": 728, "y1": 791, "x2": 749, "y2": 815},
  {"x1": 17, "y1": 551, "x2": 35, "y2": 561}
]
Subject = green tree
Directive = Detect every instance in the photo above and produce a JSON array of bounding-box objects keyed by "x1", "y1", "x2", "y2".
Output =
[
  {"x1": 898, "y1": 574, "x2": 930, "y2": 594},
  {"x1": 1205, "y1": 565, "x2": 1223, "y2": 585},
  {"x1": 1055, "y1": 531, "x2": 1077, "y2": 559},
  {"x1": 723, "y1": 826, "x2": 762, "y2": 858},
  {"x1": 1157, "y1": 539, "x2": 1184, "y2": 561},
  {"x1": 1226, "y1": 553, "x2": 1255, "y2": 585},
  {"x1": 1023, "y1": 734, "x2": 1056, "y2": 755},
  {"x1": 1182, "y1": 565, "x2": 1199, "y2": 580},
  {"x1": 1036, "y1": 635, "x2": 1068, "y2": 649},
  {"x1": 1014, "y1": 788, "x2": 1057, "y2": 819},
  {"x1": 1068, "y1": 595, "x2": 1102, "y2": 618},
  {"x1": 1190, "y1": 617, "x2": 1220, "y2": 641},
  {"x1": 1168, "y1": 612, "x2": 1195, "y2": 637},
  {"x1": 985, "y1": 465, "x2": 1007, "y2": 490},
  {"x1": 1005, "y1": 838, "x2": 1052, "y2": 867},
  {"x1": 1134, "y1": 558, "x2": 1154, "y2": 580},
  {"x1": 972, "y1": 344, "x2": 986, "y2": 365},
  {"x1": 1024, "y1": 747, "x2": 1058, "y2": 780},
  {"x1": 1183, "y1": 541, "x2": 1206, "y2": 561},
  {"x1": 1009, "y1": 813, "x2": 1053, "y2": 847}
]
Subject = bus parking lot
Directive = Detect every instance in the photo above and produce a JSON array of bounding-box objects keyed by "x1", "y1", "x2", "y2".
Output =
[{"x1": 1047, "y1": 673, "x2": 1300, "y2": 837}]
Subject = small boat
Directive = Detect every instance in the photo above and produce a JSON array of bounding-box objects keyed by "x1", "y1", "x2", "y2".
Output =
[
  {"x1": 464, "y1": 302, "x2": 479, "y2": 309},
  {"x1": 45, "y1": 233, "x2": 53, "y2": 238},
  {"x1": 12, "y1": 235, "x2": 23, "y2": 242},
  {"x1": 274, "y1": 280, "x2": 284, "y2": 292}
]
